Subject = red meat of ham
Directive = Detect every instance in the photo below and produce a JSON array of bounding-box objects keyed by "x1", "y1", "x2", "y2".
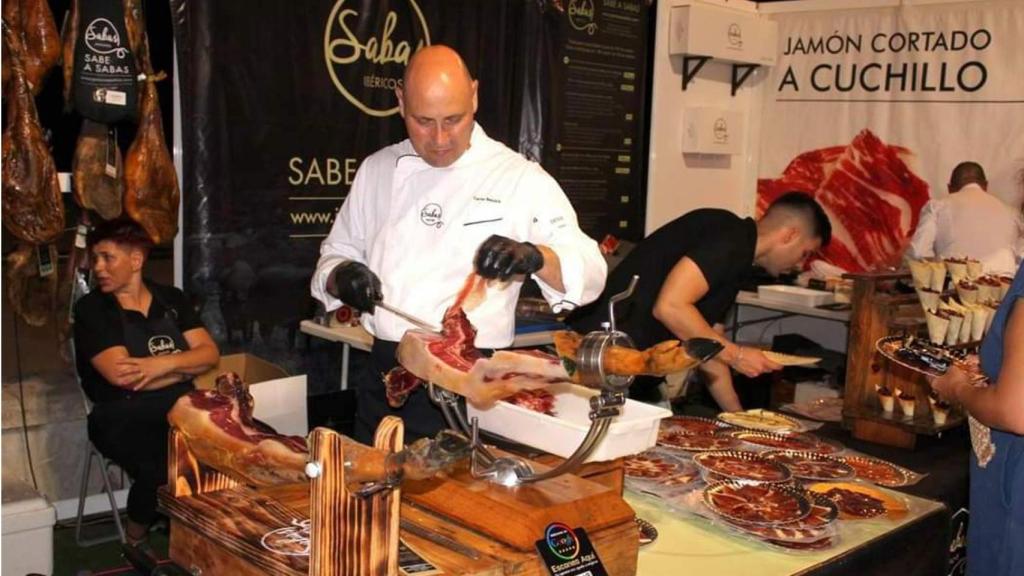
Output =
[
  {"x1": 388, "y1": 306, "x2": 572, "y2": 408},
  {"x1": 757, "y1": 129, "x2": 930, "y2": 273},
  {"x1": 505, "y1": 389, "x2": 557, "y2": 416},
  {"x1": 168, "y1": 372, "x2": 308, "y2": 487}
]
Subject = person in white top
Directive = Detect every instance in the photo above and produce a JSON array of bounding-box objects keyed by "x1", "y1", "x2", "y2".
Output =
[
  {"x1": 310, "y1": 45, "x2": 606, "y2": 442},
  {"x1": 908, "y1": 162, "x2": 1024, "y2": 274}
]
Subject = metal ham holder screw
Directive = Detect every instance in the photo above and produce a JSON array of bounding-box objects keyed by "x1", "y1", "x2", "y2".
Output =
[{"x1": 428, "y1": 276, "x2": 641, "y2": 487}]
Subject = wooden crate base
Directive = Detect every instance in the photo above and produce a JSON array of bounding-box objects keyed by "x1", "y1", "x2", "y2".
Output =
[{"x1": 163, "y1": 471, "x2": 639, "y2": 575}]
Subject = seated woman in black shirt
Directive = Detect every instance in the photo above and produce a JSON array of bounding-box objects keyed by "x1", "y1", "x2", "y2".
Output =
[{"x1": 73, "y1": 219, "x2": 220, "y2": 544}]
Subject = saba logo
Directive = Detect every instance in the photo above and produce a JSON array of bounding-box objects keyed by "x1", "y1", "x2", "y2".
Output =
[
  {"x1": 84, "y1": 18, "x2": 128, "y2": 58},
  {"x1": 727, "y1": 23, "x2": 743, "y2": 48},
  {"x1": 420, "y1": 203, "x2": 443, "y2": 228},
  {"x1": 543, "y1": 523, "x2": 580, "y2": 561},
  {"x1": 713, "y1": 118, "x2": 729, "y2": 143},
  {"x1": 147, "y1": 335, "x2": 177, "y2": 356}
]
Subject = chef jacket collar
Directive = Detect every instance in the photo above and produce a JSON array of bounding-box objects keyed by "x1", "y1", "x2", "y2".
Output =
[{"x1": 446, "y1": 122, "x2": 491, "y2": 169}]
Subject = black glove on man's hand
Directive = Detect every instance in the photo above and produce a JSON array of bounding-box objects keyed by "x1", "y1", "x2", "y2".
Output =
[
  {"x1": 474, "y1": 235, "x2": 545, "y2": 281},
  {"x1": 329, "y1": 261, "x2": 382, "y2": 313}
]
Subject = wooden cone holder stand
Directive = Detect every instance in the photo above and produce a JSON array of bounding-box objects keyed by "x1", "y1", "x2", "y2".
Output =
[{"x1": 842, "y1": 271, "x2": 965, "y2": 449}]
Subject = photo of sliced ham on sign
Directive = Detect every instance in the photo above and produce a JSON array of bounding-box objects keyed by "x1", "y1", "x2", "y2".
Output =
[{"x1": 757, "y1": 130, "x2": 930, "y2": 273}]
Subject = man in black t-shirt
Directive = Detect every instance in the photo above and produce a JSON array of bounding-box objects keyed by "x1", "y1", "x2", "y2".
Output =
[{"x1": 570, "y1": 192, "x2": 831, "y2": 412}]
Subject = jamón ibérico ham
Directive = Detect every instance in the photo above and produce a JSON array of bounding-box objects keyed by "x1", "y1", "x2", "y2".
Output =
[
  {"x1": 168, "y1": 372, "x2": 308, "y2": 487},
  {"x1": 758, "y1": 129, "x2": 930, "y2": 273},
  {"x1": 387, "y1": 273, "x2": 714, "y2": 408},
  {"x1": 389, "y1": 306, "x2": 572, "y2": 408}
]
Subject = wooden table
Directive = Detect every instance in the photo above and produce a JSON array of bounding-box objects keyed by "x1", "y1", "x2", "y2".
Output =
[
  {"x1": 730, "y1": 290, "x2": 851, "y2": 340},
  {"x1": 299, "y1": 320, "x2": 557, "y2": 390}
]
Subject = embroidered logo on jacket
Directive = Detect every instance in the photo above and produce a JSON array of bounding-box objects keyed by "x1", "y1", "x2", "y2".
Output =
[{"x1": 420, "y1": 203, "x2": 443, "y2": 228}]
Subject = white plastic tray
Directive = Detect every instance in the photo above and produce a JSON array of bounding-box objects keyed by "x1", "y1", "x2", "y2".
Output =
[
  {"x1": 757, "y1": 285, "x2": 835, "y2": 307},
  {"x1": 467, "y1": 384, "x2": 671, "y2": 462}
]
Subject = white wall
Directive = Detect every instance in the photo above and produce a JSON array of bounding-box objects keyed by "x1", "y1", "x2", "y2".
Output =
[{"x1": 645, "y1": 0, "x2": 764, "y2": 234}]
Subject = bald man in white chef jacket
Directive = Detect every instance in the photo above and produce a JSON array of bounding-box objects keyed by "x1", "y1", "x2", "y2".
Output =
[{"x1": 311, "y1": 45, "x2": 606, "y2": 443}]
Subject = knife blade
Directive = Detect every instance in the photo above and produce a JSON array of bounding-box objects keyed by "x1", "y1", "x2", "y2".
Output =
[{"x1": 376, "y1": 301, "x2": 442, "y2": 333}]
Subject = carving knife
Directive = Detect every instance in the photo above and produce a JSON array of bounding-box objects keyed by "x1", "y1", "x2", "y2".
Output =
[{"x1": 375, "y1": 300, "x2": 442, "y2": 333}]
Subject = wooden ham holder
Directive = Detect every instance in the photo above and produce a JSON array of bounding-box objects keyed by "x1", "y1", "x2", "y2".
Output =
[
  {"x1": 842, "y1": 271, "x2": 965, "y2": 449},
  {"x1": 160, "y1": 417, "x2": 639, "y2": 575}
]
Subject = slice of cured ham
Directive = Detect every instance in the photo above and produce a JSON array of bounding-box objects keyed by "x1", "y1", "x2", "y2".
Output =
[
  {"x1": 124, "y1": 77, "x2": 180, "y2": 245},
  {"x1": 168, "y1": 372, "x2": 309, "y2": 487},
  {"x1": 2, "y1": 22, "x2": 64, "y2": 245}
]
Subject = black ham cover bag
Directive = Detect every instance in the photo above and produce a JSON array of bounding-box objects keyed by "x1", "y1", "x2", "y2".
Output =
[{"x1": 71, "y1": 0, "x2": 139, "y2": 123}]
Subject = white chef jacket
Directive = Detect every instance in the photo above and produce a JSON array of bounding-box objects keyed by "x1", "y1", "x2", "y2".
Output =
[
  {"x1": 311, "y1": 123, "x2": 607, "y2": 348},
  {"x1": 907, "y1": 184, "x2": 1023, "y2": 274}
]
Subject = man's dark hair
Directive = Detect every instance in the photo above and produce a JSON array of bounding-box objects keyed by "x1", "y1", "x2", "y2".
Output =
[
  {"x1": 765, "y1": 192, "x2": 832, "y2": 247},
  {"x1": 949, "y1": 161, "x2": 987, "y2": 192},
  {"x1": 87, "y1": 218, "x2": 153, "y2": 255}
]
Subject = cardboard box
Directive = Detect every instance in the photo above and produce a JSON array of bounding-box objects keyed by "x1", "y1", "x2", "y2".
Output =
[
  {"x1": 194, "y1": 353, "x2": 289, "y2": 390},
  {"x1": 194, "y1": 353, "x2": 308, "y2": 437}
]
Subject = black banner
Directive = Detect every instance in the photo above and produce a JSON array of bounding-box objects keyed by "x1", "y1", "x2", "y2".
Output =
[{"x1": 172, "y1": 0, "x2": 650, "y2": 378}]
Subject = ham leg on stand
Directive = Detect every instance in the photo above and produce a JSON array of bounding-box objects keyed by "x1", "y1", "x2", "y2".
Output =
[
  {"x1": 387, "y1": 274, "x2": 715, "y2": 409},
  {"x1": 169, "y1": 372, "x2": 473, "y2": 489}
]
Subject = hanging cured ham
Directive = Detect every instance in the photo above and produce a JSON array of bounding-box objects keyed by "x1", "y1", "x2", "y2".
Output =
[
  {"x1": 2, "y1": 22, "x2": 65, "y2": 245},
  {"x1": 124, "y1": 77, "x2": 180, "y2": 245},
  {"x1": 6, "y1": 244, "x2": 59, "y2": 327},
  {"x1": 73, "y1": 120, "x2": 124, "y2": 220},
  {"x1": 2, "y1": 0, "x2": 61, "y2": 94}
]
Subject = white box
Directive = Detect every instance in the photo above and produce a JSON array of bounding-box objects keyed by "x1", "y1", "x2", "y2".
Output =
[
  {"x1": 757, "y1": 285, "x2": 835, "y2": 307},
  {"x1": 682, "y1": 107, "x2": 744, "y2": 155},
  {"x1": 467, "y1": 384, "x2": 671, "y2": 462},
  {"x1": 2, "y1": 479, "x2": 56, "y2": 576},
  {"x1": 250, "y1": 376, "x2": 308, "y2": 437},
  {"x1": 669, "y1": 4, "x2": 778, "y2": 65}
]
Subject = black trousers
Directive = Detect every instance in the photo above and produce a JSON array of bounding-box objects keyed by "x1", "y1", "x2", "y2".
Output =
[
  {"x1": 87, "y1": 383, "x2": 191, "y2": 525},
  {"x1": 354, "y1": 340, "x2": 446, "y2": 445}
]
